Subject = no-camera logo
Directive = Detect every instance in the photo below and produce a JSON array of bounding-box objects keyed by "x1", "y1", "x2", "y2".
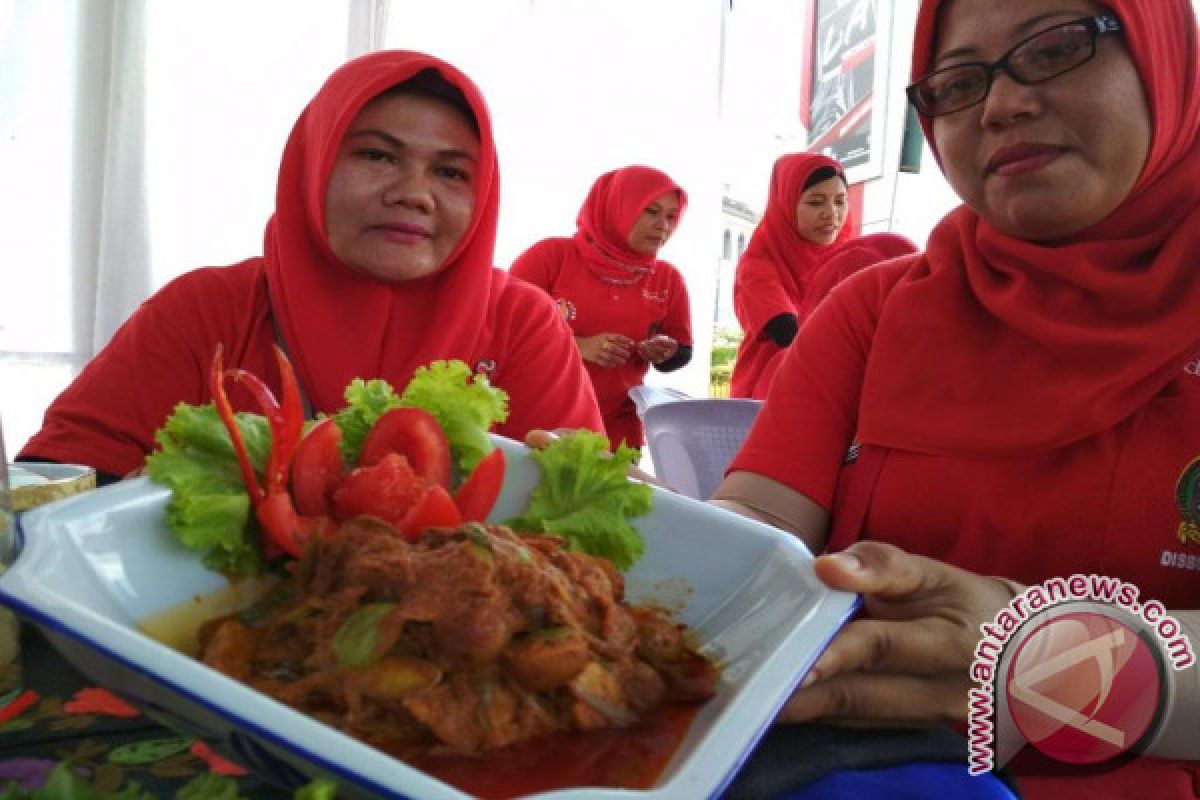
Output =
[{"x1": 1005, "y1": 610, "x2": 1162, "y2": 765}]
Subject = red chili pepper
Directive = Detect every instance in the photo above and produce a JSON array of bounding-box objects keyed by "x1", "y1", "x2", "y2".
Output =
[{"x1": 210, "y1": 344, "x2": 309, "y2": 557}]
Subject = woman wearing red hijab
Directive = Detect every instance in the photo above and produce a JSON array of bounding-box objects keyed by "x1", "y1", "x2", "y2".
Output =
[
  {"x1": 729, "y1": 153, "x2": 855, "y2": 399},
  {"x1": 20, "y1": 51, "x2": 602, "y2": 481},
  {"x1": 715, "y1": 0, "x2": 1200, "y2": 796},
  {"x1": 511, "y1": 166, "x2": 693, "y2": 449},
  {"x1": 753, "y1": 232, "x2": 920, "y2": 398}
]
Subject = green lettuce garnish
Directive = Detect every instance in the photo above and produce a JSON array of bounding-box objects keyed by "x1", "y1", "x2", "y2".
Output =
[
  {"x1": 145, "y1": 404, "x2": 268, "y2": 575},
  {"x1": 507, "y1": 431, "x2": 652, "y2": 570}
]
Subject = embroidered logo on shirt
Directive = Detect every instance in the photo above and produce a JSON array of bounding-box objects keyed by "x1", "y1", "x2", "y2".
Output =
[
  {"x1": 473, "y1": 358, "x2": 497, "y2": 377},
  {"x1": 1172, "y1": 456, "x2": 1200, "y2": 547},
  {"x1": 555, "y1": 297, "x2": 577, "y2": 321},
  {"x1": 1184, "y1": 358, "x2": 1200, "y2": 376},
  {"x1": 641, "y1": 287, "x2": 669, "y2": 303}
]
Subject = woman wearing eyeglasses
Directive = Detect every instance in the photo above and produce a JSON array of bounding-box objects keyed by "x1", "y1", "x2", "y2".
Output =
[
  {"x1": 729, "y1": 153, "x2": 856, "y2": 400},
  {"x1": 715, "y1": 1, "x2": 1200, "y2": 796}
]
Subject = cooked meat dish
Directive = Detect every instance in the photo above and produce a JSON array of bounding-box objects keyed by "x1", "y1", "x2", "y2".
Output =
[{"x1": 197, "y1": 519, "x2": 719, "y2": 756}]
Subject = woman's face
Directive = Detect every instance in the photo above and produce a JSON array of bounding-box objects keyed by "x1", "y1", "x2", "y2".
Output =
[
  {"x1": 626, "y1": 191, "x2": 681, "y2": 255},
  {"x1": 930, "y1": 0, "x2": 1150, "y2": 242},
  {"x1": 794, "y1": 175, "x2": 848, "y2": 245},
  {"x1": 324, "y1": 92, "x2": 480, "y2": 282}
]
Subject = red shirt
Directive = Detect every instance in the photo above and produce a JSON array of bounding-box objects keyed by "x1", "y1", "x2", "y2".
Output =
[
  {"x1": 21, "y1": 259, "x2": 603, "y2": 478},
  {"x1": 511, "y1": 237, "x2": 692, "y2": 448},
  {"x1": 731, "y1": 261, "x2": 1200, "y2": 797}
]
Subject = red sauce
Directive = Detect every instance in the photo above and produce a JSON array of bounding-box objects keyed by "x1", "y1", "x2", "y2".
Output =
[{"x1": 402, "y1": 704, "x2": 700, "y2": 799}]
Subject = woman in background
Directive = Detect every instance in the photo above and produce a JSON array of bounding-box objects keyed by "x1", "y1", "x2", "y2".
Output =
[
  {"x1": 730, "y1": 154, "x2": 855, "y2": 399},
  {"x1": 21, "y1": 50, "x2": 603, "y2": 482},
  {"x1": 511, "y1": 165, "x2": 692, "y2": 449}
]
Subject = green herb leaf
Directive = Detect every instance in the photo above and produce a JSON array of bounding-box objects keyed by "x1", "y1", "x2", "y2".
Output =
[
  {"x1": 507, "y1": 432, "x2": 651, "y2": 570},
  {"x1": 331, "y1": 603, "x2": 398, "y2": 667}
]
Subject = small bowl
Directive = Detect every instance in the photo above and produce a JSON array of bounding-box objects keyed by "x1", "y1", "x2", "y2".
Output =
[{"x1": 9, "y1": 463, "x2": 97, "y2": 511}]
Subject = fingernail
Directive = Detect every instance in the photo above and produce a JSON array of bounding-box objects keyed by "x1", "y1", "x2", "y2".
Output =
[
  {"x1": 800, "y1": 668, "x2": 819, "y2": 688},
  {"x1": 830, "y1": 552, "x2": 864, "y2": 572}
]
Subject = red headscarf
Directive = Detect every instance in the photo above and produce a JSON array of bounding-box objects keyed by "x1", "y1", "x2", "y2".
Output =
[
  {"x1": 798, "y1": 232, "x2": 919, "y2": 321},
  {"x1": 737, "y1": 152, "x2": 856, "y2": 315},
  {"x1": 858, "y1": 0, "x2": 1200, "y2": 456},
  {"x1": 572, "y1": 165, "x2": 687, "y2": 284},
  {"x1": 265, "y1": 50, "x2": 502, "y2": 413}
]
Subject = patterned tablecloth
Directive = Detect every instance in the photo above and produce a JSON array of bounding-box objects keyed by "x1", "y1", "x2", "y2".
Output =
[{"x1": 0, "y1": 623, "x2": 293, "y2": 798}]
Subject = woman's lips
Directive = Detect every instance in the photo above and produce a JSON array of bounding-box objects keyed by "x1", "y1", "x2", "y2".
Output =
[
  {"x1": 987, "y1": 144, "x2": 1065, "y2": 176},
  {"x1": 375, "y1": 223, "x2": 431, "y2": 244}
]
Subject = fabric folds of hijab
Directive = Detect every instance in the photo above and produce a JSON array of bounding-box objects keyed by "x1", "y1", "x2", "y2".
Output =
[
  {"x1": 264, "y1": 50, "x2": 501, "y2": 413},
  {"x1": 572, "y1": 165, "x2": 687, "y2": 285},
  {"x1": 736, "y1": 152, "x2": 856, "y2": 321},
  {"x1": 858, "y1": 0, "x2": 1200, "y2": 456},
  {"x1": 798, "y1": 232, "x2": 919, "y2": 321}
]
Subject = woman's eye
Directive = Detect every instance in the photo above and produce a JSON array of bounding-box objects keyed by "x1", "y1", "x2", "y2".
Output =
[
  {"x1": 435, "y1": 165, "x2": 470, "y2": 182},
  {"x1": 355, "y1": 148, "x2": 396, "y2": 164}
]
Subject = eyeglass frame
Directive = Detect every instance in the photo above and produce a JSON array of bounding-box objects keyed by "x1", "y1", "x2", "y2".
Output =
[{"x1": 905, "y1": 13, "x2": 1122, "y2": 118}]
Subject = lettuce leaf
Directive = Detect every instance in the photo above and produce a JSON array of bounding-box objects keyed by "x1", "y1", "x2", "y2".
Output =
[
  {"x1": 507, "y1": 432, "x2": 651, "y2": 570},
  {"x1": 145, "y1": 403, "x2": 267, "y2": 575}
]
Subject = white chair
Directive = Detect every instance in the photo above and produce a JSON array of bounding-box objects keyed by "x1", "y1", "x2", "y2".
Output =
[
  {"x1": 628, "y1": 384, "x2": 695, "y2": 417},
  {"x1": 640, "y1": 398, "x2": 763, "y2": 501}
]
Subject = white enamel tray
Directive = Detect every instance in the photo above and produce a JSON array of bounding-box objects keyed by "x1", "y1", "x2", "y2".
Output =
[{"x1": 0, "y1": 436, "x2": 857, "y2": 799}]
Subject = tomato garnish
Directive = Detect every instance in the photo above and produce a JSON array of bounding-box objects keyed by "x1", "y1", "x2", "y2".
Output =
[
  {"x1": 292, "y1": 417, "x2": 344, "y2": 517},
  {"x1": 359, "y1": 407, "x2": 453, "y2": 488},
  {"x1": 400, "y1": 484, "x2": 463, "y2": 540},
  {"x1": 454, "y1": 447, "x2": 505, "y2": 523},
  {"x1": 331, "y1": 453, "x2": 427, "y2": 530}
]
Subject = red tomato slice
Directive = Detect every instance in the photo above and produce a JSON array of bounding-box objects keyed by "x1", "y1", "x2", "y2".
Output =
[
  {"x1": 331, "y1": 453, "x2": 425, "y2": 530},
  {"x1": 359, "y1": 407, "x2": 453, "y2": 488},
  {"x1": 291, "y1": 417, "x2": 345, "y2": 517},
  {"x1": 400, "y1": 484, "x2": 462, "y2": 540},
  {"x1": 454, "y1": 447, "x2": 505, "y2": 523}
]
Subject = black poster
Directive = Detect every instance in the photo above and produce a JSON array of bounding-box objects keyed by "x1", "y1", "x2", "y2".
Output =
[{"x1": 807, "y1": 0, "x2": 877, "y2": 171}]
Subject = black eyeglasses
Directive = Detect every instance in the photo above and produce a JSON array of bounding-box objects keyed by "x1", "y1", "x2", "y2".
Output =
[{"x1": 906, "y1": 14, "x2": 1122, "y2": 117}]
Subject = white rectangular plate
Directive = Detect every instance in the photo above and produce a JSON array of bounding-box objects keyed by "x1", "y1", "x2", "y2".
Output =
[{"x1": 0, "y1": 436, "x2": 857, "y2": 799}]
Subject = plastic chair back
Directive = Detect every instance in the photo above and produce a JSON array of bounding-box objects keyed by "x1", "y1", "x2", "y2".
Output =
[
  {"x1": 641, "y1": 398, "x2": 763, "y2": 500},
  {"x1": 628, "y1": 385, "x2": 695, "y2": 418}
]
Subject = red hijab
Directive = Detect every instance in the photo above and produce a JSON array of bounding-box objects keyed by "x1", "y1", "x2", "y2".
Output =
[
  {"x1": 737, "y1": 153, "x2": 856, "y2": 316},
  {"x1": 573, "y1": 165, "x2": 687, "y2": 284},
  {"x1": 798, "y1": 232, "x2": 919, "y2": 321},
  {"x1": 858, "y1": 0, "x2": 1200, "y2": 456},
  {"x1": 265, "y1": 51, "x2": 502, "y2": 413}
]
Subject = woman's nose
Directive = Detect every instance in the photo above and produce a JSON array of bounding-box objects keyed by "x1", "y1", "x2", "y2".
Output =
[
  {"x1": 979, "y1": 71, "x2": 1041, "y2": 130},
  {"x1": 382, "y1": 167, "x2": 434, "y2": 210}
]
